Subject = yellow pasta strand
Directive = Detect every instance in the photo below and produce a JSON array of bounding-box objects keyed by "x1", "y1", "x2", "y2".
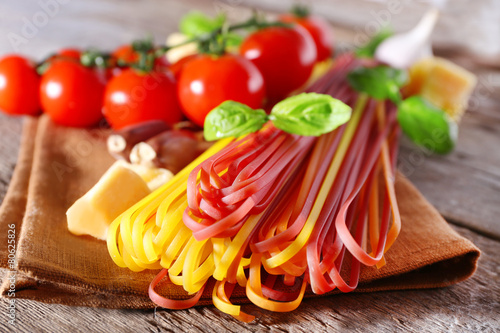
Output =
[{"x1": 213, "y1": 211, "x2": 265, "y2": 281}]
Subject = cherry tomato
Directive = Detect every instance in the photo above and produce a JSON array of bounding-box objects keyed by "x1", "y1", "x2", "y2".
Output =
[
  {"x1": 169, "y1": 54, "x2": 198, "y2": 80},
  {"x1": 40, "y1": 48, "x2": 82, "y2": 75},
  {"x1": 57, "y1": 48, "x2": 81, "y2": 61},
  {"x1": 40, "y1": 60, "x2": 105, "y2": 127},
  {"x1": 280, "y1": 14, "x2": 334, "y2": 62},
  {"x1": 154, "y1": 55, "x2": 170, "y2": 69},
  {"x1": 177, "y1": 54, "x2": 265, "y2": 127},
  {"x1": 45, "y1": 48, "x2": 81, "y2": 65},
  {"x1": 240, "y1": 26, "x2": 317, "y2": 102},
  {"x1": 0, "y1": 55, "x2": 41, "y2": 116},
  {"x1": 112, "y1": 45, "x2": 139, "y2": 66},
  {"x1": 103, "y1": 68, "x2": 182, "y2": 130}
]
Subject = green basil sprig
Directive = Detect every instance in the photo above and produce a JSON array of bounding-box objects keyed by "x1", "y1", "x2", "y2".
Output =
[
  {"x1": 397, "y1": 96, "x2": 457, "y2": 154},
  {"x1": 347, "y1": 65, "x2": 457, "y2": 154},
  {"x1": 347, "y1": 65, "x2": 408, "y2": 104},
  {"x1": 204, "y1": 93, "x2": 352, "y2": 141}
]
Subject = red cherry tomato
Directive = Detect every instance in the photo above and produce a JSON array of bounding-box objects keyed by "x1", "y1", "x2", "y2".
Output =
[
  {"x1": 240, "y1": 26, "x2": 317, "y2": 102},
  {"x1": 45, "y1": 48, "x2": 81, "y2": 65},
  {"x1": 154, "y1": 55, "x2": 170, "y2": 70},
  {"x1": 169, "y1": 54, "x2": 198, "y2": 80},
  {"x1": 40, "y1": 60, "x2": 105, "y2": 127},
  {"x1": 112, "y1": 45, "x2": 139, "y2": 65},
  {"x1": 177, "y1": 54, "x2": 265, "y2": 127},
  {"x1": 103, "y1": 68, "x2": 182, "y2": 130},
  {"x1": 42, "y1": 48, "x2": 82, "y2": 74},
  {"x1": 57, "y1": 48, "x2": 81, "y2": 61},
  {"x1": 0, "y1": 55, "x2": 40, "y2": 116},
  {"x1": 279, "y1": 14, "x2": 334, "y2": 62}
]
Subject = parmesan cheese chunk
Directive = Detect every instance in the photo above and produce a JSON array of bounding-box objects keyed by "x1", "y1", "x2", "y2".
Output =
[
  {"x1": 67, "y1": 161, "x2": 151, "y2": 240},
  {"x1": 405, "y1": 57, "x2": 477, "y2": 121}
]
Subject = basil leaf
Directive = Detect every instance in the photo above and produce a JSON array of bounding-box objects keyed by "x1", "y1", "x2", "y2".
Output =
[
  {"x1": 347, "y1": 65, "x2": 408, "y2": 104},
  {"x1": 179, "y1": 11, "x2": 225, "y2": 38},
  {"x1": 268, "y1": 93, "x2": 352, "y2": 136},
  {"x1": 204, "y1": 101, "x2": 268, "y2": 141},
  {"x1": 355, "y1": 28, "x2": 393, "y2": 58},
  {"x1": 397, "y1": 96, "x2": 457, "y2": 154}
]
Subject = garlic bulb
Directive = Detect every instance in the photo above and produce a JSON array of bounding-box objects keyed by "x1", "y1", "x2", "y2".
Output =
[{"x1": 375, "y1": 8, "x2": 439, "y2": 68}]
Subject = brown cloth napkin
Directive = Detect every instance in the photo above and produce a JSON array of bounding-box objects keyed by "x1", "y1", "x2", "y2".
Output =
[{"x1": 0, "y1": 115, "x2": 480, "y2": 309}]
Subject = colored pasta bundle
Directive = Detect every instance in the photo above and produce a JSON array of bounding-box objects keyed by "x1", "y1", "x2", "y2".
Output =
[{"x1": 107, "y1": 54, "x2": 401, "y2": 321}]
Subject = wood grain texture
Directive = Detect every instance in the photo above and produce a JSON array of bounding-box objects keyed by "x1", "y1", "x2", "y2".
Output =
[{"x1": 0, "y1": 0, "x2": 499, "y2": 332}]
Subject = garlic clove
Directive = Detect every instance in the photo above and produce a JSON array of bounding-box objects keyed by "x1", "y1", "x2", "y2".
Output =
[
  {"x1": 165, "y1": 32, "x2": 198, "y2": 64},
  {"x1": 375, "y1": 8, "x2": 439, "y2": 69}
]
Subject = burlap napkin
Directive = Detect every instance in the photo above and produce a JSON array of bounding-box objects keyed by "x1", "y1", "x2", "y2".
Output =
[{"x1": 0, "y1": 115, "x2": 480, "y2": 309}]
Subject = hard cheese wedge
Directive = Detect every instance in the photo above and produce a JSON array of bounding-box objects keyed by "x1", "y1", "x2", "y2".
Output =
[
  {"x1": 67, "y1": 161, "x2": 151, "y2": 240},
  {"x1": 404, "y1": 57, "x2": 477, "y2": 121}
]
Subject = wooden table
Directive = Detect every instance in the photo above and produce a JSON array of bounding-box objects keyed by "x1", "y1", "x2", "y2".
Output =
[{"x1": 0, "y1": 1, "x2": 499, "y2": 332}]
